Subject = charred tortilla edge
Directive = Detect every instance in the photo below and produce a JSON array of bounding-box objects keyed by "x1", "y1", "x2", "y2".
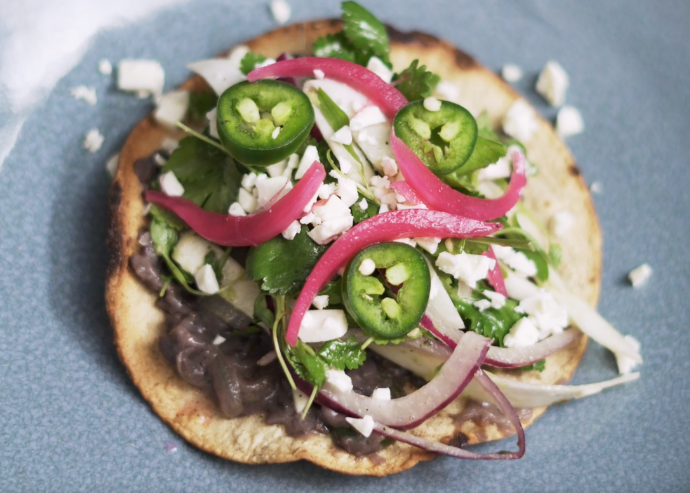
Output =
[{"x1": 105, "y1": 19, "x2": 601, "y2": 476}]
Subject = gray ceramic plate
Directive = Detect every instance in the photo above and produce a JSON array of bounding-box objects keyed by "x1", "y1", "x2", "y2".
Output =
[{"x1": 1, "y1": 0, "x2": 688, "y2": 491}]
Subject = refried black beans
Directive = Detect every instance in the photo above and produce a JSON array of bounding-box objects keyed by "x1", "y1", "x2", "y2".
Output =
[{"x1": 128, "y1": 152, "x2": 424, "y2": 457}]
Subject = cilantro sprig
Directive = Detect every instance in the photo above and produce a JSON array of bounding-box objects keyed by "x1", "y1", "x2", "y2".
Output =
[
  {"x1": 239, "y1": 52, "x2": 267, "y2": 75},
  {"x1": 392, "y1": 59, "x2": 440, "y2": 102},
  {"x1": 312, "y1": 1, "x2": 391, "y2": 68},
  {"x1": 162, "y1": 136, "x2": 241, "y2": 214},
  {"x1": 245, "y1": 226, "x2": 328, "y2": 295}
]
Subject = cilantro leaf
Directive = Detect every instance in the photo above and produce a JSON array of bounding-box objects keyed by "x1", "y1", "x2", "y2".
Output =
[
  {"x1": 454, "y1": 298, "x2": 523, "y2": 347},
  {"x1": 318, "y1": 337, "x2": 366, "y2": 370},
  {"x1": 245, "y1": 226, "x2": 328, "y2": 295},
  {"x1": 239, "y1": 52, "x2": 267, "y2": 75},
  {"x1": 187, "y1": 90, "x2": 217, "y2": 122},
  {"x1": 318, "y1": 278, "x2": 343, "y2": 306},
  {"x1": 455, "y1": 137, "x2": 507, "y2": 176},
  {"x1": 150, "y1": 217, "x2": 178, "y2": 258},
  {"x1": 317, "y1": 88, "x2": 349, "y2": 131},
  {"x1": 351, "y1": 195, "x2": 378, "y2": 224},
  {"x1": 149, "y1": 204, "x2": 186, "y2": 230},
  {"x1": 313, "y1": 32, "x2": 357, "y2": 63},
  {"x1": 287, "y1": 341, "x2": 327, "y2": 388},
  {"x1": 392, "y1": 60, "x2": 440, "y2": 102},
  {"x1": 162, "y1": 137, "x2": 241, "y2": 214},
  {"x1": 341, "y1": 1, "x2": 389, "y2": 60},
  {"x1": 253, "y1": 293, "x2": 276, "y2": 328}
]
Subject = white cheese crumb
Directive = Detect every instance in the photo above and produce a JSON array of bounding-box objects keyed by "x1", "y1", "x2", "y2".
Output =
[
  {"x1": 504, "y1": 317, "x2": 540, "y2": 348},
  {"x1": 159, "y1": 171, "x2": 185, "y2": 197},
  {"x1": 105, "y1": 153, "x2": 119, "y2": 178},
  {"x1": 335, "y1": 176, "x2": 358, "y2": 207},
  {"x1": 270, "y1": 0, "x2": 291, "y2": 25},
  {"x1": 590, "y1": 181, "x2": 603, "y2": 194},
  {"x1": 255, "y1": 176, "x2": 293, "y2": 207},
  {"x1": 312, "y1": 295, "x2": 329, "y2": 310},
  {"x1": 227, "y1": 45, "x2": 250, "y2": 68},
  {"x1": 308, "y1": 216, "x2": 354, "y2": 244},
  {"x1": 330, "y1": 125, "x2": 353, "y2": 145},
  {"x1": 473, "y1": 299, "x2": 492, "y2": 312},
  {"x1": 313, "y1": 69, "x2": 325, "y2": 79},
  {"x1": 483, "y1": 290, "x2": 507, "y2": 309},
  {"x1": 154, "y1": 90, "x2": 190, "y2": 131},
  {"x1": 414, "y1": 237, "x2": 441, "y2": 255},
  {"x1": 457, "y1": 280, "x2": 473, "y2": 299},
  {"x1": 117, "y1": 59, "x2": 165, "y2": 96},
  {"x1": 299, "y1": 310, "x2": 349, "y2": 343},
  {"x1": 358, "y1": 258, "x2": 376, "y2": 276},
  {"x1": 228, "y1": 202, "x2": 247, "y2": 217},
  {"x1": 492, "y1": 244, "x2": 537, "y2": 278},
  {"x1": 241, "y1": 172, "x2": 258, "y2": 191},
  {"x1": 83, "y1": 129, "x2": 104, "y2": 153},
  {"x1": 615, "y1": 335, "x2": 641, "y2": 374},
  {"x1": 292, "y1": 389, "x2": 309, "y2": 413},
  {"x1": 556, "y1": 105, "x2": 585, "y2": 138},
  {"x1": 300, "y1": 212, "x2": 315, "y2": 225},
  {"x1": 239, "y1": 187, "x2": 259, "y2": 212},
  {"x1": 70, "y1": 86, "x2": 97, "y2": 105},
  {"x1": 271, "y1": 126, "x2": 281, "y2": 139},
  {"x1": 358, "y1": 198, "x2": 368, "y2": 210},
  {"x1": 394, "y1": 238, "x2": 417, "y2": 247},
  {"x1": 161, "y1": 137, "x2": 179, "y2": 154},
  {"x1": 435, "y1": 80, "x2": 459, "y2": 101},
  {"x1": 153, "y1": 153, "x2": 167, "y2": 167},
  {"x1": 628, "y1": 263, "x2": 652, "y2": 288},
  {"x1": 266, "y1": 159, "x2": 288, "y2": 178},
  {"x1": 501, "y1": 64, "x2": 523, "y2": 82},
  {"x1": 326, "y1": 368, "x2": 354, "y2": 393},
  {"x1": 502, "y1": 99, "x2": 538, "y2": 142},
  {"x1": 366, "y1": 56, "x2": 393, "y2": 83},
  {"x1": 550, "y1": 210, "x2": 575, "y2": 238},
  {"x1": 98, "y1": 59, "x2": 112, "y2": 75},
  {"x1": 281, "y1": 220, "x2": 301, "y2": 240},
  {"x1": 423, "y1": 97, "x2": 442, "y2": 112},
  {"x1": 518, "y1": 289, "x2": 569, "y2": 339},
  {"x1": 372, "y1": 388, "x2": 391, "y2": 400},
  {"x1": 435, "y1": 252, "x2": 495, "y2": 288},
  {"x1": 295, "y1": 145, "x2": 320, "y2": 179},
  {"x1": 378, "y1": 203, "x2": 389, "y2": 214},
  {"x1": 380, "y1": 157, "x2": 398, "y2": 177},
  {"x1": 346, "y1": 415, "x2": 375, "y2": 437},
  {"x1": 172, "y1": 232, "x2": 219, "y2": 274},
  {"x1": 212, "y1": 335, "x2": 226, "y2": 346},
  {"x1": 536, "y1": 60, "x2": 569, "y2": 107},
  {"x1": 195, "y1": 264, "x2": 220, "y2": 294}
]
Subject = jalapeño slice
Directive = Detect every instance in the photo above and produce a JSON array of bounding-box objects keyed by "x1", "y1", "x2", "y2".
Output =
[
  {"x1": 393, "y1": 99, "x2": 478, "y2": 174},
  {"x1": 217, "y1": 79, "x2": 315, "y2": 166},
  {"x1": 343, "y1": 242, "x2": 430, "y2": 340}
]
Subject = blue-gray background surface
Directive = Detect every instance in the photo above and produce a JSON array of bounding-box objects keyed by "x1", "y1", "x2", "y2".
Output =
[{"x1": 1, "y1": 0, "x2": 688, "y2": 491}]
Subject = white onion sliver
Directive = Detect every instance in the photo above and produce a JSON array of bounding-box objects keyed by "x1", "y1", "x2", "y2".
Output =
[
  {"x1": 316, "y1": 332, "x2": 490, "y2": 429},
  {"x1": 464, "y1": 370, "x2": 640, "y2": 409},
  {"x1": 549, "y1": 269, "x2": 643, "y2": 364},
  {"x1": 372, "y1": 369, "x2": 524, "y2": 460},
  {"x1": 485, "y1": 329, "x2": 580, "y2": 368},
  {"x1": 424, "y1": 265, "x2": 465, "y2": 339},
  {"x1": 367, "y1": 334, "x2": 451, "y2": 381}
]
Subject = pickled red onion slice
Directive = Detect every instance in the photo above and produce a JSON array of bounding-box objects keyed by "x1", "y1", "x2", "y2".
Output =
[
  {"x1": 390, "y1": 133, "x2": 527, "y2": 221},
  {"x1": 145, "y1": 161, "x2": 325, "y2": 247},
  {"x1": 248, "y1": 57, "x2": 408, "y2": 119}
]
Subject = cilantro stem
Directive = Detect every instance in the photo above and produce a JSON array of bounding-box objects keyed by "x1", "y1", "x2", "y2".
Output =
[
  {"x1": 272, "y1": 295, "x2": 297, "y2": 390},
  {"x1": 360, "y1": 336, "x2": 375, "y2": 350},
  {"x1": 301, "y1": 385, "x2": 319, "y2": 421},
  {"x1": 175, "y1": 121, "x2": 229, "y2": 155},
  {"x1": 158, "y1": 277, "x2": 171, "y2": 297}
]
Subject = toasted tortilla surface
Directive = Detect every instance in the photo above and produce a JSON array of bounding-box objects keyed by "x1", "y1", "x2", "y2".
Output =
[{"x1": 106, "y1": 19, "x2": 601, "y2": 476}]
